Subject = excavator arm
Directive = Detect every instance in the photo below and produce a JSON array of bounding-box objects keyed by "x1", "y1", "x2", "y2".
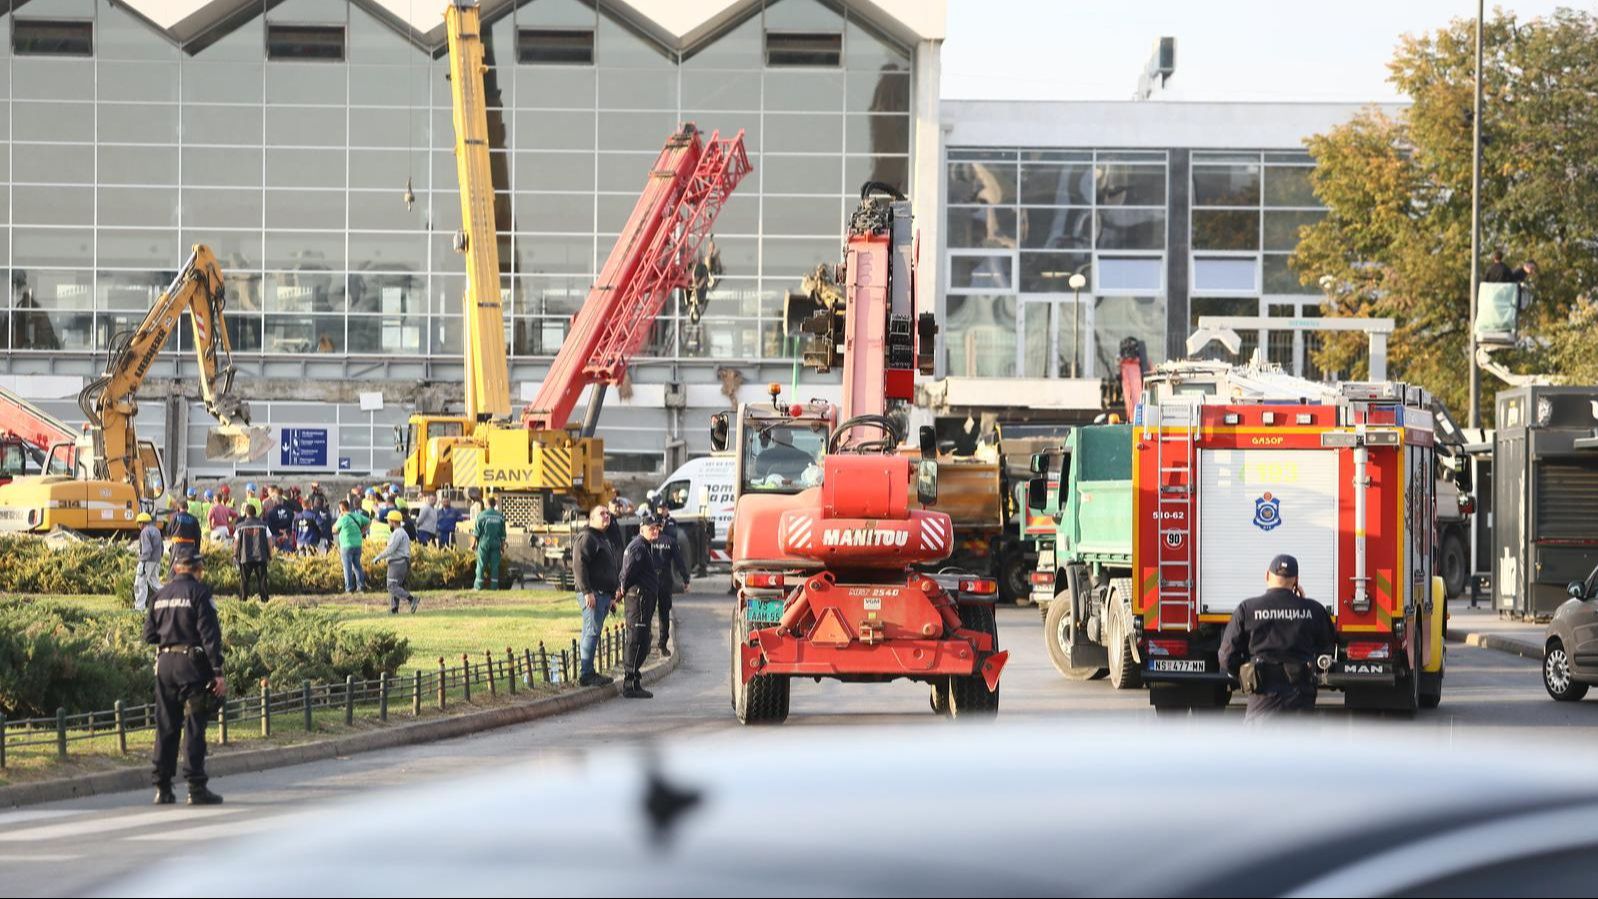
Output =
[{"x1": 77, "y1": 244, "x2": 258, "y2": 501}]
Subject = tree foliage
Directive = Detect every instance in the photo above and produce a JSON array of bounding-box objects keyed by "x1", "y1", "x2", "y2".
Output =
[{"x1": 1292, "y1": 9, "x2": 1598, "y2": 417}]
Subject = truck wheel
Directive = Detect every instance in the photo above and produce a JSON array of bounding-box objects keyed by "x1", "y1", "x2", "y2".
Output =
[
  {"x1": 1419, "y1": 670, "x2": 1443, "y2": 709},
  {"x1": 1105, "y1": 582, "x2": 1142, "y2": 690},
  {"x1": 929, "y1": 680, "x2": 951, "y2": 716},
  {"x1": 998, "y1": 548, "x2": 1030, "y2": 605},
  {"x1": 732, "y1": 616, "x2": 790, "y2": 724},
  {"x1": 1544, "y1": 640, "x2": 1589, "y2": 702},
  {"x1": 1045, "y1": 589, "x2": 1108, "y2": 681},
  {"x1": 947, "y1": 602, "x2": 999, "y2": 718},
  {"x1": 1439, "y1": 531, "x2": 1468, "y2": 599}
]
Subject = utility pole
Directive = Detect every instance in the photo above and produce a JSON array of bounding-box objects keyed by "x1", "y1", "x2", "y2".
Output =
[{"x1": 1468, "y1": 0, "x2": 1484, "y2": 427}]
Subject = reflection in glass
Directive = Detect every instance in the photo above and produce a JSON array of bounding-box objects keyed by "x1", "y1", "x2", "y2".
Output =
[
  {"x1": 945, "y1": 295, "x2": 1017, "y2": 377},
  {"x1": 1192, "y1": 209, "x2": 1260, "y2": 252},
  {"x1": 1020, "y1": 161, "x2": 1093, "y2": 206},
  {"x1": 1262, "y1": 209, "x2": 1324, "y2": 252},
  {"x1": 1094, "y1": 295, "x2": 1166, "y2": 372},
  {"x1": 1095, "y1": 164, "x2": 1165, "y2": 207},
  {"x1": 950, "y1": 255, "x2": 1013, "y2": 292},
  {"x1": 1021, "y1": 208, "x2": 1091, "y2": 250},
  {"x1": 347, "y1": 316, "x2": 424, "y2": 354},
  {"x1": 1263, "y1": 165, "x2": 1317, "y2": 207},
  {"x1": 97, "y1": 271, "x2": 169, "y2": 310},
  {"x1": 948, "y1": 161, "x2": 1016, "y2": 205},
  {"x1": 1096, "y1": 209, "x2": 1165, "y2": 250},
  {"x1": 947, "y1": 207, "x2": 1017, "y2": 249},
  {"x1": 348, "y1": 272, "x2": 422, "y2": 316},
  {"x1": 1020, "y1": 252, "x2": 1090, "y2": 294},
  {"x1": 1190, "y1": 296, "x2": 1258, "y2": 362},
  {"x1": 265, "y1": 270, "x2": 343, "y2": 314},
  {"x1": 265, "y1": 314, "x2": 343, "y2": 353},
  {"x1": 1192, "y1": 164, "x2": 1261, "y2": 206},
  {"x1": 1263, "y1": 254, "x2": 1314, "y2": 294}
]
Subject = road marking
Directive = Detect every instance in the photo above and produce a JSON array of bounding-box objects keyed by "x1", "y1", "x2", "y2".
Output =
[
  {"x1": 126, "y1": 813, "x2": 313, "y2": 841},
  {"x1": 0, "y1": 810, "x2": 81, "y2": 828},
  {"x1": 0, "y1": 807, "x2": 241, "y2": 842},
  {"x1": 0, "y1": 853, "x2": 81, "y2": 862}
]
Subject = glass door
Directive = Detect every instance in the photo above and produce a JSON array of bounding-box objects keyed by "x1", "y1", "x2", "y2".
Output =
[{"x1": 1018, "y1": 296, "x2": 1089, "y2": 378}]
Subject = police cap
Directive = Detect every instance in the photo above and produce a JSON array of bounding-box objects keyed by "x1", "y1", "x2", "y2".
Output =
[
  {"x1": 639, "y1": 509, "x2": 662, "y2": 527},
  {"x1": 1268, "y1": 554, "x2": 1299, "y2": 578}
]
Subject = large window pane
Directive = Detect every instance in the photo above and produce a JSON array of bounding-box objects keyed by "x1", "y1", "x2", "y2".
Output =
[
  {"x1": 1263, "y1": 209, "x2": 1324, "y2": 252},
  {"x1": 265, "y1": 190, "x2": 345, "y2": 229},
  {"x1": 763, "y1": 69, "x2": 843, "y2": 111},
  {"x1": 264, "y1": 272, "x2": 343, "y2": 313},
  {"x1": 1264, "y1": 165, "x2": 1318, "y2": 207},
  {"x1": 98, "y1": 231, "x2": 181, "y2": 270},
  {"x1": 1094, "y1": 295, "x2": 1166, "y2": 372},
  {"x1": 761, "y1": 154, "x2": 840, "y2": 194},
  {"x1": 1020, "y1": 161, "x2": 1093, "y2": 206},
  {"x1": 1096, "y1": 209, "x2": 1165, "y2": 250},
  {"x1": 102, "y1": 187, "x2": 179, "y2": 226},
  {"x1": 515, "y1": 192, "x2": 596, "y2": 233},
  {"x1": 947, "y1": 207, "x2": 1016, "y2": 249},
  {"x1": 349, "y1": 64, "x2": 430, "y2": 106},
  {"x1": 13, "y1": 100, "x2": 93, "y2": 141},
  {"x1": 347, "y1": 316, "x2": 424, "y2": 354},
  {"x1": 597, "y1": 112, "x2": 679, "y2": 152},
  {"x1": 350, "y1": 188, "x2": 426, "y2": 231},
  {"x1": 1020, "y1": 251, "x2": 1090, "y2": 293},
  {"x1": 1263, "y1": 254, "x2": 1314, "y2": 294},
  {"x1": 847, "y1": 70, "x2": 909, "y2": 114},
  {"x1": 266, "y1": 106, "x2": 347, "y2": 147},
  {"x1": 761, "y1": 195, "x2": 842, "y2": 235},
  {"x1": 267, "y1": 62, "x2": 346, "y2": 104},
  {"x1": 761, "y1": 238, "x2": 831, "y2": 276},
  {"x1": 348, "y1": 149, "x2": 428, "y2": 191},
  {"x1": 15, "y1": 186, "x2": 92, "y2": 225},
  {"x1": 98, "y1": 145, "x2": 179, "y2": 185},
  {"x1": 1193, "y1": 256, "x2": 1259, "y2": 292},
  {"x1": 14, "y1": 228, "x2": 93, "y2": 267},
  {"x1": 266, "y1": 148, "x2": 346, "y2": 188},
  {"x1": 350, "y1": 233, "x2": 425, "y2": 271},
  {"x1": 182, "y1": 188, "x2": 263, "y2": 228},
  {"x1": 516, "y1": 234, "x2": 593, "y2": 274},
  {"x1": 948, "y1": 161, "x2": 1016, "y2": 205},
  {"x1": 681, "y1": 69, "x2": 761, "y2": 110},
  {"x1": 845, "y1": 18, "x2": 909, "y2": 72},
  {"x1": 1192, "y1": 209, "x2": 1259, "y2": 251},
  {"x1": 1020, "y1": 208, "x2": 1091, "y2": 250},
  {"x1": 1096, "y1": 257, "x2": 1163, "y2": 293},
  {"x1": 97, "y1": 62, "x2": 179, "y2": 102},
  {"x1": 845, "y1": 114, "x2": 908, "y2": 155},
  {"x1": 845, "y1": 155, "x2": 906, "y2": 199},
  {"x1": 264, "y1": 314, "x2": 342, "y2": 354},
  {"x1": 950, "y1": 254, "x2": 1013, "y2": 292},
  {"x1": 98, "y1": 102, "x2": 178, "y2": 143},
  {"x1": 97, "y1": 271, "x2": 169, "y2": 310},
  {"x1": 181, "y1": 62, "x2": 264, "y2": 103},
  {"x1": 597, "y1": 68, "x2": 676, "y2": 109},
  {"x1": 516, "y1": 110, "x2": 596, "y2": 150},
  {"x1": 186, "y1": 230, "x2": 261, "y2": 269},
  {"x1": 945, "y1": 295, "x2": 1017, "y2": 378},
  {"x1": 264, "y1": 231, "x2": 345, "y2": 271},
  {"x1": 184, "y1": 105, "x2": 263, "y2": 146},
  {"x1": 1192, "y1": 163, "x2": 1261, "y2": 206},
  {"x1": 348, "y1": 273, "x2": 423, "y2": 315},
  {"x1": 183, "y1": 147, "x2": 263, "y2": 188},
  {"x1": 11, "y1": 58, "x2": 93, "y2": 100},
  {"x1": 1096, "y1": 163, "x2": 1165, "y2": 207},
  {"x1": 512, "y1": 151, "x2": 595, "y2": 192},
  {"x1": 15, "y1": 143, "x2": 93, "y2": 184},
  {"x1": 511, "y1": 65, "x2": 596, "y2": 109},
  {"x1": 766, "y1": 113, "x2": 843, "y2": 154}
]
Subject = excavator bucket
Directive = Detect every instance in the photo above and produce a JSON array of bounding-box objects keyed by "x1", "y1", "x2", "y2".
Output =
[{"x1": 205, "y1": 425, "x2": 273, "y2": 462}]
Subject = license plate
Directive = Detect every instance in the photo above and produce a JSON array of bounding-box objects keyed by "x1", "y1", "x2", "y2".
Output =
[
  {"x1": 1149, "y1": 659, "x2": 1206, "y2": 673},
  {"x1": 745, "y1": 598, "x2": 784, "y2": 625}
]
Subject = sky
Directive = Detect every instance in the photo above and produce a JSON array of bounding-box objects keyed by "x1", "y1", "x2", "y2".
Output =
[{"x1": 942, "y1": 0, "x2": 1584, "y2": 102}]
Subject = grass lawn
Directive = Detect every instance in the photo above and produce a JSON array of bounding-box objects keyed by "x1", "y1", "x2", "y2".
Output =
[{"x1": 0, "y1": 589, "x2": 598, "y2": 785}]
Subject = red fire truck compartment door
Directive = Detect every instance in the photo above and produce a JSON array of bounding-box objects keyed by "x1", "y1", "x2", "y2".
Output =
[{"x1": 1197, "y1": 448, "x2": 1340, "y2": 614}]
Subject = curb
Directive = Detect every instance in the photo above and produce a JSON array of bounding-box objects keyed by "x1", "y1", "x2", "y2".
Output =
[
  {"x1": 1445, "y1": 627, "x2": 1544, "y2": 662},
  {"x1": 0, "y1": 624, "x2": 679, "y2": 809}
]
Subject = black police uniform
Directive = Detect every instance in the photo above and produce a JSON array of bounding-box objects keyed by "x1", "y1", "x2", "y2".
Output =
[
  {"x1": 143, "y1": 569, "x2": 225, "y2": 802},
  {"x1": 1218, "y1": 557, "x2": 1334, "y2": 721},
  {"x1": 618, "y1": 531, "x2": 660, "y2": 695},
  {"x1": 649, "y1": 521, "x2": 690, "y2": 653}
]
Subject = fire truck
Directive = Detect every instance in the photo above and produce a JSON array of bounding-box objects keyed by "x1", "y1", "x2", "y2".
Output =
[
  {"x1": 720, "y1": 186, "x2": 1007, "y2": 724},
  {"x1": 1133, "y1": 376, "x2": 1447, "y2": 713}
]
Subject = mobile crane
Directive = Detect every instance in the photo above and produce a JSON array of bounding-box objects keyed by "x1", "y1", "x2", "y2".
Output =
[
  {"x1": 0, "y1": 244, "x2": 260, "y2": 534},
  {"x1": 720, "y1": 186, "x2": 1008, "y2": 724},
  {"x1": 0, "y1": 385, "x2": 78, "y2": 485},
  {"x1": 401, "y1": 2, "x2": 749, "y2": 565}
]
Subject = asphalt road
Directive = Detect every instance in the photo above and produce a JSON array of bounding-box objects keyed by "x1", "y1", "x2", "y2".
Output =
[{"x1": 2, "y1": 581, "x2": 1593, "y2": 896}]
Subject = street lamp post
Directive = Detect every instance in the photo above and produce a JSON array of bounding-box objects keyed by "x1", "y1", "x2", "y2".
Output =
[
  {"x1": 1468, "y1": 0, "x2": 1484, "y2": 427},
  {"x1": 1068, "y1": 272, "x2": 1088, "y2": 378}
]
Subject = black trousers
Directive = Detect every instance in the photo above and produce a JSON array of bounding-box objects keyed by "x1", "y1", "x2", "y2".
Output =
[
  {"x1": 656, "y1": 589, "x2": 673, "y2": 648},
  {"x1": 151, "y1": 652, "x2": 213, "y2": 788},
  {"x1": 1244, "y1": 686, "x2": 1317, "y2": 721},
  {"x1": 624, "y1": 589, "x2": 657, "y2": 682},
  {"x1": 239, "y1": 561, "x2": 269, "y2": 602}
]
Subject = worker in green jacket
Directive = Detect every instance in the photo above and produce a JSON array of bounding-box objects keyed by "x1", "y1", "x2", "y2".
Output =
[{"x1": 473, "y1": 495, "x2": 508, "y2": 590}]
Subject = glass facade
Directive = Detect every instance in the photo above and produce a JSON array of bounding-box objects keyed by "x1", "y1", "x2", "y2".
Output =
[
  {"x1": 945, "y1": 149, "x2": 1167, "y2": 379},
  {"x1": 0, "y1": 0, "x2": 916, "y2": 368},
  {"x1": 944, "y1": 147, "x2": 1328, "y2": 380}
]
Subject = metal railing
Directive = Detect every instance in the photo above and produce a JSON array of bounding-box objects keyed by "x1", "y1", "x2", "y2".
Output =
[{"x1": 0, "y1": 623, "x2": 630, "y2": 769}]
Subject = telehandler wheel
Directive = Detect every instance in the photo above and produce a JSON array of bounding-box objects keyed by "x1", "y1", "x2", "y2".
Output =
[
  {"x1": 1045, "y1": 589, "x2": 1109, "y2": 681},
  {"x1": 947, "y1": 602, "x2": 1000, "y2": 719},
  {"x1": 1105, "y1": 580, "x2": 1142, "y2": 691},
  {"x1": 930, "y1": 680, "x2": 951, "y2": 716},
  {"x1": 732, "y1": 615, "x2": 789, "y2": 725}
]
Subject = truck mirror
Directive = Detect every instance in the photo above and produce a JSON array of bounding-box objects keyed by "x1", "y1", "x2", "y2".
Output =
[
  {"x1": 915, "y1": 458, "x2": 939, "y2": 505},
  {"x1": 709, "y1": 412, "x2": 730, "y2": 453},
  {"x1": 1030, "y1": 453, "x2": 1046, "y2": 474},
  {"x1": 1569, "y1": 581, "x2": 1587, "y2": 600},
  {"x1": 1026, "y1": 476, "x2": 1047, "y2": 511},
  {"x1": 918, "y1": 425, "x2": 936, "y2": 459},
  {"x1": 394, "y1": 424, "x2": 409, "y2": 455}
]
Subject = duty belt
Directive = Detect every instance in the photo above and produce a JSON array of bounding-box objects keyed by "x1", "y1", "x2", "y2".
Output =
[{"x1": 158, "y1": 645, "x2": 200, "y2": 654}]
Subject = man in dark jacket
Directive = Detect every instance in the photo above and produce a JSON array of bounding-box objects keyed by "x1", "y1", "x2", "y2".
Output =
[
  {"x1": 1218, "y1": 554, "x2": 1335, "y2": 721},
  {"x1": 264, "y1": 496, "x2": 296, "y2": 549},
  {"x1": 649, "y1": 511, "x2": 690, "y2": 657},
  {"x1": 167, "y1": 504, "x2": 202, "y2": 574},
  {"x1": 234, "y1": 503, "x2": 273, "y2": 603},
  {"x1": 144, "y1": 552, "x2": 226, "y2": 805},
  {"x1": 573, "y1": 505, "x2": 620, "y2": 687},
  {"x1": 618, "y1": 511, "x2": 663, "y2": 699},
  {"x1": 1484, "y1": 249, "x2": 1537, "y2": 284}
]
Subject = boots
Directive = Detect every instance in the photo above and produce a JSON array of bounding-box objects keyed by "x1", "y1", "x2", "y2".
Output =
[
  {"x1": 187, "y1": 785, "x2": 224, "y2": 805},
  {"x1": 153, "y1": 784, "x2": 175, "y2": 805},
  {"x1": 621, "y1": 677, "x2": 653, "y2": 699},
  {"x1": 578, "y1": 672, "x2": 614, "y2": 688}
]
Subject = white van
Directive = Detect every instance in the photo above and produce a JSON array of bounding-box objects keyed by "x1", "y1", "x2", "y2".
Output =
[{"x1": 653, "y1": 454, "x2": 735, "y2": 559}]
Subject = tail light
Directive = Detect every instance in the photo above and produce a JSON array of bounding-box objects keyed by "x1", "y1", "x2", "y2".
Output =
[
  {"x1": 1148, "y1": 638, "x2": 1188, "y2": 657},
  {"x1": 1029, "y1": 572, "x2": 1053, "y2": 586},
  {"x1": 745, "y1": 572, "x2": 785, "y2": 589},
  {"x1": 1347, "y1": 641, "x2": 1391, "y2": 661},
  {"x1": 1459, "y1": 496, "x2": 1476, "y2": 515},
  {"x1": 958, "y1": 577, "x2": 997, "y2": 595}
]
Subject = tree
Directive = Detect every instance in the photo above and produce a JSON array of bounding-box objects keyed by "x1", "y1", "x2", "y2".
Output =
[{"x1": 1292, "y1": 9, "x2": 1598, "y2": 418}]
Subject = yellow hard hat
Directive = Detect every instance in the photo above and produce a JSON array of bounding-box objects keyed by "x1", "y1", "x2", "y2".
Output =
[
  {"x1": 387, "y1": 509, "x2": 404, "y2": 523},
  {"x1": 135, "y1": 511, "x2": 153, "y2": 523}
]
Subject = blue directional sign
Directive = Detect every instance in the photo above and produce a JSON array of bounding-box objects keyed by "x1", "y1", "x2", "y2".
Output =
[
  {"x1": 338, "y1": 456, "x2": 352, "y2": 471},
  {"x1": 278, "y1": 428, "x2": 330, "y2": 468}
]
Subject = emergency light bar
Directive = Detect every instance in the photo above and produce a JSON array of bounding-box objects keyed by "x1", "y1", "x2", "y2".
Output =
[{"x1": 1320, "y1": 430, "x2": 1401, "y2": 448}]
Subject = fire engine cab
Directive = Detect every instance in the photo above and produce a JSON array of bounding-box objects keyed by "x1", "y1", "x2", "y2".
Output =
[{"x1": 1133, "y1": 377, "x2": 1447, "y2": 713}]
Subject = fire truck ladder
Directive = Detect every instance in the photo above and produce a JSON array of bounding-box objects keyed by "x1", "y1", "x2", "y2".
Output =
[{"x1": 1153, "y1": 402, "x2": 1198, "y2": 631}]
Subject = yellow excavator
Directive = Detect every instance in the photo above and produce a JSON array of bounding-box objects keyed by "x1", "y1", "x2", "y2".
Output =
[{"x1": 0, "y1": 244, "x2": 266, "y2": 535}]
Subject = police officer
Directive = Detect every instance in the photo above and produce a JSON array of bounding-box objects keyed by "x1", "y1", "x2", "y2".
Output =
[
  {"x1": 649, "y1": 509, "x2": 690, "y2": 657},
  {"x1": 618, "y1": 511, "x2": 662, "y2": 699},
  {"x1": 473, "y1": 496, "x2": 507, "y2": 590},
  {"x1": 144, "y1": 550, "x2": 226, "y2": 805},
  {"x1": 1218, "y1": 554, "x2": 1335, "y2": 721}
]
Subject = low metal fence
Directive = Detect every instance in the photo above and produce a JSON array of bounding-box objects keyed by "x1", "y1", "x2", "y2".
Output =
[{"x1": 0, "y1": 623, "x2": 629, "y2": 768}]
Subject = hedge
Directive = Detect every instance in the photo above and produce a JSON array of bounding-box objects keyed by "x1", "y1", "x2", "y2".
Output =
[
  {"x1": 0, "y1": 535, "x2": 505, "y2": 604},
  {"x1": 0, "y1": 596, "x2": 410, "y2": 719}
]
